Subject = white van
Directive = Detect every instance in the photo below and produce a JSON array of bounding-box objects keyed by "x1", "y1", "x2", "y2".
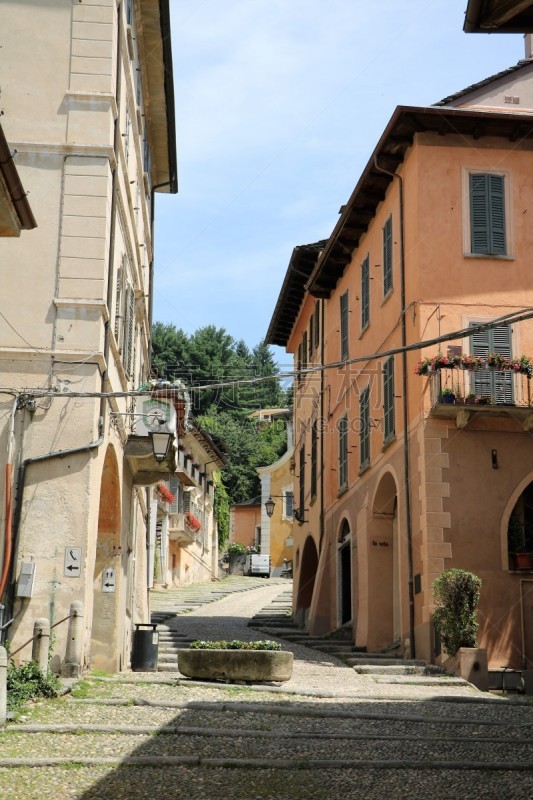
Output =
[{"x1": 244, "y1": 554, "x2": 271, "y2": 578}]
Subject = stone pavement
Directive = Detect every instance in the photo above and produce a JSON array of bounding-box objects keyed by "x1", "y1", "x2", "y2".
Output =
[{"x1": 0, "y1": 578, "x2": 532, "y2": 799}]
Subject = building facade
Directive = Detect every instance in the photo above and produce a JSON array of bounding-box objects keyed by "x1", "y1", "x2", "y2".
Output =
[
  {"x1": 268, "y1": 58, "x2": 533, "y2": 670},
  {"x1": 0, "y1": 0, "x2": 177, "y2": 674}
]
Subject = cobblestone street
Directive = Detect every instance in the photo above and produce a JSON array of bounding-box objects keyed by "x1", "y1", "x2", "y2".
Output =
[{"x1": 1, "y1": 578, "x2": 532, "y2": 799}]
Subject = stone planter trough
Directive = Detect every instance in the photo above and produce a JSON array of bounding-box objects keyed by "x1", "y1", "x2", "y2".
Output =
[
  {"x1": 178, "y1": 648, "x2": 293, "y2": 683},
  {"x1": 443, "y1": 647, "x2": 489, "y2": 691}
]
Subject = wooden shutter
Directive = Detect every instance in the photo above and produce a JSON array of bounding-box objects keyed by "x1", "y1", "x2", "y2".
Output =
[
  {"x1": 470, "y1": 173, "x2": 506, "y2": 255},
  {"x1": 340, "y1": 291, "x2": 349, "y2": 360},
  {"x1": 169, "y1": 475, "x2": 179, "y2": 514},
  {"x1": 309, "y1": 316, "x2": 314, "y2": 360},
  {"x1": 361, "y1": 255, "x2": 370, "y2": 330},
  {"x1": 360, "y1": 387, "x2": 370, "y2": 468},
  {"x1": 383, "y1": 357, "x2": 395, "y2": 441},
  {"x1": 299, "y1": 446, "x2": 305, "y2": 519},
  {"x1": 338, "y1": 415, "x2": 348, "y2": 489},
  {"x1": 302, "y1": 331, "x2": 308, "y2": 371},
  {"x1": 383, "y1": 216, "x2": 393, "y2": 296},
  {"x1": 311, "y1": 420, "x2": 317, "y2": 497},
  {"x1": 489, "y1": 174, "x2": 506, "y2": 254},
  {"x1": 314, "y1": 302, "x2": 320, "y2": 349},
  {"x1": 123, "y1": 284, "x2": 135, "y2": 377},
  {"x1": 470, "y1": 322, "x2": 512, "y2": 403}
]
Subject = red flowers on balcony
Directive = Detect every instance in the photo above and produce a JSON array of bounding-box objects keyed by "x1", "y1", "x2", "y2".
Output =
[
  {"x1": 155, "y1": 482, "x2": 175, "y2": 504},
  {"x1": 184, "y1": 512, "x2": 202, "y2": 532}
]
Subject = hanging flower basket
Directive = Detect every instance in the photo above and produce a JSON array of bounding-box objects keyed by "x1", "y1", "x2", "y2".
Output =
[
  {"x1": 184, "y1": 512, "x2": 202, "y2": 533},
  {"x1": 155, "y1": 482, "x2": 175, "y2": 504}
]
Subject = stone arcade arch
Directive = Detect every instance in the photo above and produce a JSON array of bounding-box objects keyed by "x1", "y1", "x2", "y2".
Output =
[
  {"x1": 296, "y1": 535, "x2": 319, "y2": 627},
  {"x1": 90, "y1": 445, "x2": 122, "y2": 672}
]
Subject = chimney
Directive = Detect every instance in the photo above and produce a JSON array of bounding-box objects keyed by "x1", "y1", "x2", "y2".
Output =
[{"x1": 525, "y1": 34, "x2": 533, "y2": 60}]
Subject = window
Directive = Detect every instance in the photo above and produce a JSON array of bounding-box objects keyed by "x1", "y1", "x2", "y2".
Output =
[
  {"x1": 361, "y1": 254, "x2": 370, "y2": 331},
  {"x1": 470, "y1": 322, "x2": 513, "y2": 403},
  {"x1": 383, "y1": 356, "x2": 395, "y2": 443},
  {"x1": 115, "y1": 256, "x2": 136, "y2": 378},
  {"x1": 299, "y1": 446, "x2": 305, "y2": 522},
  {"x1": 314, "y1": 302, "x2": 320, "y2": 349},
  {"x1": 309, "y1": 315, "x2": 314, "y2": 360},
  {"x1": 302, "y1": 331, "x2": 308, "y2": 372},
  {"x1": 338, "y1": 415, "x2": 348, "y2": 491},
  {"x1": 297, "y1": 343, "x2": 302, "y2": 386},
  {"x1": 311, "y1": 421, "x2": 318, "y2": 498},
  {"x1": 470, "y1": 173, "x2": 506, "y2": 256},
  {"x1": 360, "y1": 386, "x2": 370, "y2": 469},
  {"x1": 340, "y1": 291, "x2": 349, "y2": 361},
  {"x1": 383, "y1": 216, "x2": 393, "y2": 297},
  {"x1": 284, "y1": 491, "x2": 294, "y2": 519}
]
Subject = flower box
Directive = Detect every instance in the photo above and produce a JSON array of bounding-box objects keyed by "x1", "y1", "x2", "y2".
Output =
[{"x1": 178, "y1": 648, "x2": 293, "y2": 683}]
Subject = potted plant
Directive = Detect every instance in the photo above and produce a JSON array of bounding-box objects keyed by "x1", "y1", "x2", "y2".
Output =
[
  {"x1": 178, "y1": 639, "x2": 293, "y2": 683},
  {"x1": 433, "y1": 568, "x2": 488, "y2": 691},
  {"x1": 465, "y1": 392, "x2": 477, "y2": 405},
  {"x1": 440, "y1": 387, "x2": 456, "y2": 404}
]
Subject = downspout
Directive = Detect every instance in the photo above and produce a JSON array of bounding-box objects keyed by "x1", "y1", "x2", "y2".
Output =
[
  {"x1": 0, "y1": 396, "x2": 21, "y2": 600},
  {"x1": 373, "y1": 157, "x2": 415, "y2": 658},
  {"x1": 319, "y1": 299, "x2": 325, "y2": 555}
]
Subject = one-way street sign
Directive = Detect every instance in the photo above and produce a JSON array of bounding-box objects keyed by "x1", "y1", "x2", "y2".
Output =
[
  {"x1": 64, "y1": 547, "x2": 82, "y2": 577},
  {"x1": 102, "y1": 568, "x2": 116, "y2": 593}
]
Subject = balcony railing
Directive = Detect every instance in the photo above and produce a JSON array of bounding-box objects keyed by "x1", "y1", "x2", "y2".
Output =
[{"x1": 429, "y1": 368, "x2": 533, "y2": 410}]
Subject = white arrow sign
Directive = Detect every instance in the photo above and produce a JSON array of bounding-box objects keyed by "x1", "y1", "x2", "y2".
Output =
[
  {"x1": 102, "y1": 568, "x2": 116, "y2": 593},
  {"x1": 64, "y1": 547, "x2": 82, "y2": 577}
]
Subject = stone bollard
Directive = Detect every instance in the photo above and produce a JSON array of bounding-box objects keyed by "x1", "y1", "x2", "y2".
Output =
[
  {"x1": 61, "y1": 601, "x2": 84, "y2": 678},
  {"x1": 0, "y1": 646, "x2": 7, "y2": 728},
  {"x1": 32, "y1": 618, "x2": 50, "y2": 673}
]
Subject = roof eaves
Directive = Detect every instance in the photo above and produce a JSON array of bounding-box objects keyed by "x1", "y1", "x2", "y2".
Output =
[
  {"x1": 434, "y1": 60, "x2": 532, "y2": 106},
  {"x1": 307, "y1": 105, "x2": 533, "y2": 294},
  {"x1": 0, "y1": 124, "x2": 36, "y2": 231}
]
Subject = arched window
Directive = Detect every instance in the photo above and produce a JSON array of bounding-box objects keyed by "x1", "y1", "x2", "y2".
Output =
[{"x1": 508, "y1": 482, "x2": 533, "y2": 570}]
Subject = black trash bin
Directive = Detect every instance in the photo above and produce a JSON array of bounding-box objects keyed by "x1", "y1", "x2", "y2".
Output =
[{"x1": 131, "y1": 623, "x2": 159, "y2": 671}]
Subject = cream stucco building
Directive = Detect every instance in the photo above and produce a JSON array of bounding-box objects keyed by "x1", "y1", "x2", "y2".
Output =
[{"x1": 0, "y1": 0, "x2": 177, "y2": 674}]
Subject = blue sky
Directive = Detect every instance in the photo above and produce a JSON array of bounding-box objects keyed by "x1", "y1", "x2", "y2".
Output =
[{"x1": 152, "y1": 0, "x2": 521, "y2": 357}]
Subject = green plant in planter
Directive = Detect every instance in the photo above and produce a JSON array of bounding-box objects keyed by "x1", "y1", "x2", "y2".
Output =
[
  {"x1": 433, "y1": 568, "x2": 481, "y2": 657},
  {"x1": 226, "y1": 542, "x2": 246, "y2": 554},
  {"x1": 189, "y1": 639, "x2": 281, "y2": 651}
]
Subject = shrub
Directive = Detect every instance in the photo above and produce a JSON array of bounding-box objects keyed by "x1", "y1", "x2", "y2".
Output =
[
  {"x1": 433, "y1": 568, "x2": 481, "y2": 657},
  {"x1": 7, "y1": 659, "x2": 61, "y2": 712},
  {"x1": 226, "y1": 542, "x2": 246, "y2": 554},
  {"x1": 189, "y1": 639, "x2": 281, "y2": 651}
]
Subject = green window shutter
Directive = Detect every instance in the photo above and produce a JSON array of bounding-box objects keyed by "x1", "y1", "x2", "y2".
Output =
[
  {"x1": 361, "y1": 255, "x2": 370, "y2": 330},
  {"x1": 383, "y1": 357, "x2": 395, "y2": 442},
  {"x1": 311, "y1": 420, "x2": 318, "y2": 498},
  {"x1": 340, "y1": 291, "x2": 349, "y2": 360},
  {"x1": 169, "y1": 476, "x2": 179, "y2": 514},
  {"x1": 123, "y1": 285, "x2": 135, "y2": 377},
  {"x1": 383, "y1": 216, "x2": 393, "y2": 296},
  {"x1": 470, "y1": 322, "x2": 513, "y2": 403},
  {"x1": 489, "y1": 174, "x2": 506, "y2": 255},
  {"x1": 470, "y1": 173, "x2": 506, "y2": 255},
  {"x1": 360, "y1": 386, "x2": 370, "y2": 468},
  {"x1": 338, "y1": 415, "x2": 348, "y2": 489}
]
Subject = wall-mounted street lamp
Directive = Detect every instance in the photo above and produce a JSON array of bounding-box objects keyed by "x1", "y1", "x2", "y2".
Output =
[
  {"x1": 264, "y1": 496, "x2": 306, "y2": 522},
  {"x1": 151, "y1": 430, "x2": 173, "y2": 462}
]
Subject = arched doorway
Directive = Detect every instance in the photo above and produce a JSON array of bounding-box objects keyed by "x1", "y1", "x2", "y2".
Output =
[
  {"x1": 90, "y1": 446, "x2": 121, "y2": 671},
  {"x1": 367, "y1": 471, "x2": 401, "y2": 650},
  {"x1": 338, "y1": 520, "x2": 352, "y2": 626},
  {"x1": 296, "y1": 535, "x2": 318, "y2": 626},
  {"x1": 507, "y1": 480, "x2": 533, "y2": 571}
]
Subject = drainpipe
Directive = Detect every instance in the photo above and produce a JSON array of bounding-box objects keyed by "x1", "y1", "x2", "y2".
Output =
[
  {"x1": 0, "y1": 396, "x2": 21, "y2": 600},
  {"x1": 373, "y1": 157, "x2": 415, "y2": 659},
  {"x1": 319, "y1": 299, "x2": 325, "y2": 555}
]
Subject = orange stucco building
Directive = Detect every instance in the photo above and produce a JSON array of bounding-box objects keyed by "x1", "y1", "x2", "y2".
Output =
[{"x1": 267, "y1": 58, "x2": 533, "y2": 671}]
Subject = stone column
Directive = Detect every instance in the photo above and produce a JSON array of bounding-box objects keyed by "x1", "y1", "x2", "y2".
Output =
[
  {"x1": 61, "y1": 602, "x2": 84, "y2": 678},
  {"x1": 32, "y1": 618, "x2": 50, "y2": 672}
]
